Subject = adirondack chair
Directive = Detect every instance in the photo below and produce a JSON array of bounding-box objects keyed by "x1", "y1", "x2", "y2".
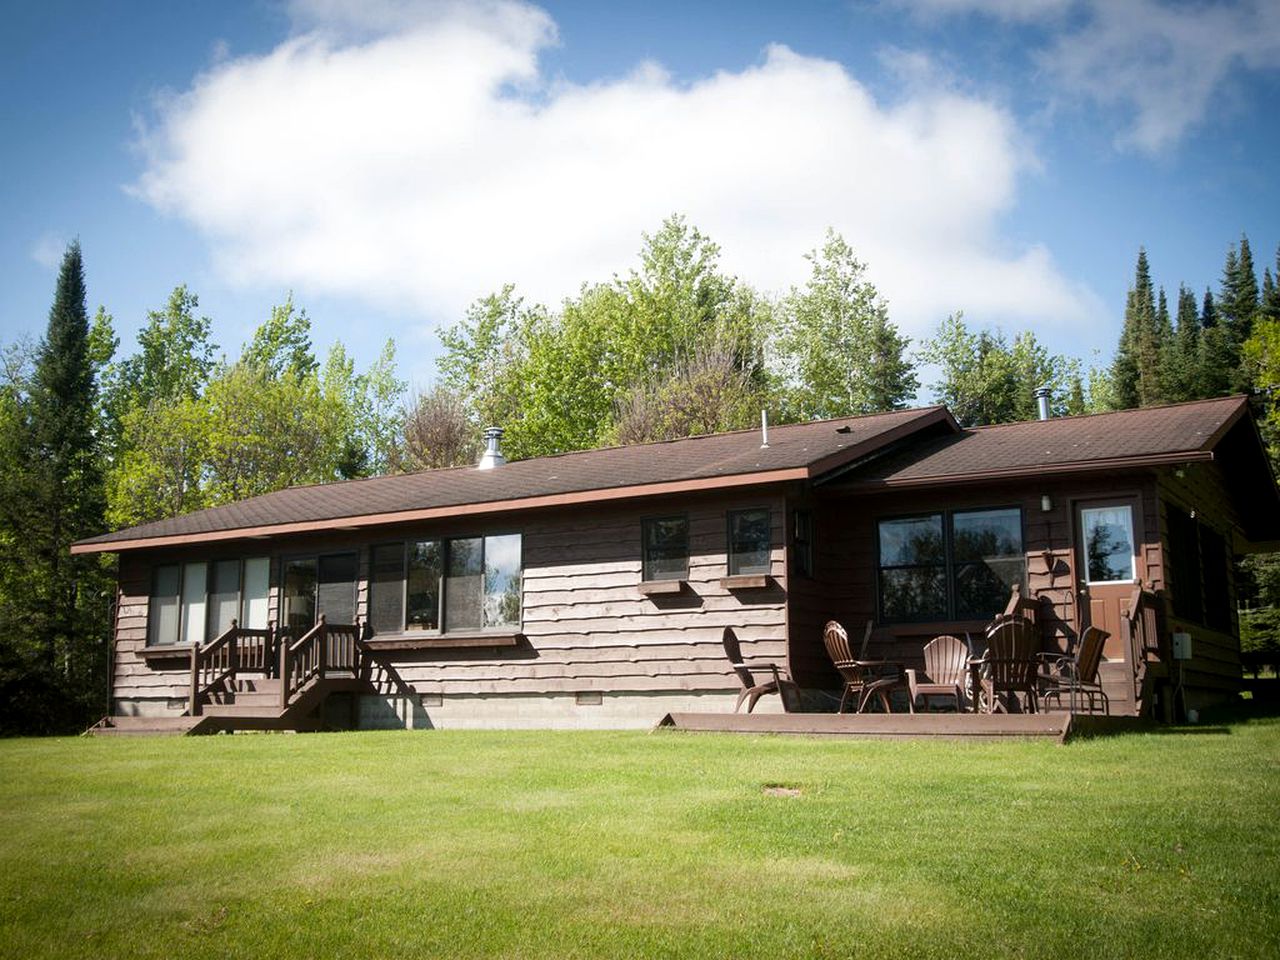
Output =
[
  {"x1": 972, "y1": 615, "x2": 1040, "y2": 714},
  {"x1": 822, "y1": 620, "x2": 913, "y2": 714},
  {"x1": 1039, "y1": 625, "x2": 1111, "y2": 715},
  {"x1": 722, "y1": 627, "x2": 799, "y2": 713},
  {"x1": 905, "y1": 634, "x2": 969, "y2": 712}
]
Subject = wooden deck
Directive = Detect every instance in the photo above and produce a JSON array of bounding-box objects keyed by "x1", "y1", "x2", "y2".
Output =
[{"x1": 657, "y1": 711, "x2": 1152, "y2": 741}]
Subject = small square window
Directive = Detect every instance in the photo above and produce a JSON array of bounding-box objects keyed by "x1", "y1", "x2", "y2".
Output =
[
  {"x1": 728, "y1": 508, "x2": 771, "y2": 577},
  {"x1": 642, "y1": 516, "x2": 689, "y2": 581}
]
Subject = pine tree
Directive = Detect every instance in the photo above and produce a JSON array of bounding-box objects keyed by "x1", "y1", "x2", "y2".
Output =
[
  {"x1": 1163, "y1": 284, "x2": 1202, "y2": 402},
  {"x1": 0, "y1": 242, "x2": 111, "y2": 732},
  {"x1": 1262, "y1": 245, "x2": 1280, "y2": 322},
  {"x1": 1199, "y1": 287, "x2": 1233, "y2": 397},
  {"x1": 1111, "y1": 248, "x2": 1165, "y2": 408},
  {"x1": 1222, "y1": 234, "x2": 1260, "y2": 342}
]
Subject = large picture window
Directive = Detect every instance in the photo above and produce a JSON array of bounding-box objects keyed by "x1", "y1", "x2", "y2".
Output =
[
  {"x1": 367, "y1": 534, "x2": 522, "y2": 635},
  {"x1": 147, "y1": 556, "x2": 270, "y2": 646},
  {"x1": 642, "y1": 516, "x2": 688, "y2": 582},
  {"x1": 877, "y1": 508, "x2": 1025, "y2": 623}
]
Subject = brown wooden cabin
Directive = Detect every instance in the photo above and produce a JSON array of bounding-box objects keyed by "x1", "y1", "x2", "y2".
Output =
[{"x1": 73, "y1": 396, "x2": 1279, "y2": 733}]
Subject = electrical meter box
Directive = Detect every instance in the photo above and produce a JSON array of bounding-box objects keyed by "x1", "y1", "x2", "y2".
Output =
[{"x1": 1172, "y1": 632, "x2": 1193, "y2": 660}]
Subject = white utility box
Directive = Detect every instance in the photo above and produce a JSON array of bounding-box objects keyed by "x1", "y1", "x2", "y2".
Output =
[{"x1": 1172, "y1": 632, "x2": 1193, "y2": 660}]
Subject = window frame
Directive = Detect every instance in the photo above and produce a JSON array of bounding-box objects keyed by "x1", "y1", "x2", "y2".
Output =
[
  {"x1": 279, "y1": 550, "x2": 359, "y2": 636},
  {"x1": 641, "y1": 514, "x2": 690, "y2": 583},
  {"x1": 726, "y1": 507, "x2": 772, "y2": 577},
  {"x1": 366, "y1": 534, "x2": 523, "y2": 636},
  {"x1": 875, "y1": 506, "x2": 1026, "y2": 625},
  {"x1": 147, "y1": 556, "x2": 270, "y2": 647}
]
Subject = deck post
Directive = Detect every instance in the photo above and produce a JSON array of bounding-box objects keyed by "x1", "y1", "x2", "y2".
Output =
[
  {"x1": 278, "y1": 627, "x2": 289, "y2": 710},
  {"x1": 317, "y1": 615, "x2": 327, "y2": 682},
  {"x1": 188, "y1": 642, "x2": 202, "y2": 717}
]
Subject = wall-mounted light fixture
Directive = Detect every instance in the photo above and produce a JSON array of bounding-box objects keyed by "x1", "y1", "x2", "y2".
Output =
[{"x1": 1040, "y1": 494, "x2": 1053, "y2": 513}]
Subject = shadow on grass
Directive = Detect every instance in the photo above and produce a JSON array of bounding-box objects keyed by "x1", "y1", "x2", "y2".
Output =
[{"x1": 1069, "y1": 696, "x2": 1280, "y2": 741}]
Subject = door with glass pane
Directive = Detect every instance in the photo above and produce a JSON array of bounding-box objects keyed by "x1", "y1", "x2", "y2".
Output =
[{"x1": 1075, "y1": 500, "x2": 1140, "y2": 659}]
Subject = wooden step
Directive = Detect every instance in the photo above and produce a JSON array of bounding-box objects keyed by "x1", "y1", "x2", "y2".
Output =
[
  {"x1": 235, "y1": 678, "x2": 281, "y2": 693},
  {"x1": 201, "y1": 703, "x2": 285, "y2": 719},
  {"x1": 87, "y1": 716, "x2": 201, "y2": 736}
]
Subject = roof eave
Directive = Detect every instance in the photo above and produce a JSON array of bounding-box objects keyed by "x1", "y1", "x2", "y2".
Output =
[
  {"x1": 846, "y1": 449, "x2": 1217, "y2": 491},
  {"x1": 69, "y1": 466, "x2": 811, "y2": 555}
]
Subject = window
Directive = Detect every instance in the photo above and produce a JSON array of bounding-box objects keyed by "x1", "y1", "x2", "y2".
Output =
[
  {"x1": 1200, "y1": 527, "x2": 1232, "y2": 632},
  {"x1": 793, "y1": 510, "x2": 813, "y2": 578},
  {"x1": 877, "y1": 508, "x2": 1025, "y2": 623},
  {"x1": 282, "y1": 552, "x2": 357, "y2": 636},
  {"x1": 367, "y1": 535, "x2": 522, "y2": 635},
  {"x1": 1167, "y1": 505, "x2": 1204, "y2": 622},
  {"x1": 1165, "y1": 505, "x2": 1233, "y2": 632},
  {"x1": 642, "y1": 516, "x2": 688, "y2": 582},
  {"x1": 1081, "y1": 506, "x2": 1135, "y2": 582},
  {"x1": 728, "y1": 508, "x2": 771, "y2": 576},
  {"x1": 147, "y1": 557, "x2": 270, "y2": 646}
]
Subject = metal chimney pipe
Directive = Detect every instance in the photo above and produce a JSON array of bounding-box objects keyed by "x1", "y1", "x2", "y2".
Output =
[
  {"x1": 760, "y1": 410, "x2": 769, "y2": 449},
  {"x1": 478, "y1": 426, "x2": 506, "y2": 469},
  {"x1": 1034, "y1": 387, "x2": 1051, "y2": 421}
]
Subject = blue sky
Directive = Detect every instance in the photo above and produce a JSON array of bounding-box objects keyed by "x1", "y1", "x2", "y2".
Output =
[{"x1": 3, "y1": 0, "x2": 1278, "y2": 393}]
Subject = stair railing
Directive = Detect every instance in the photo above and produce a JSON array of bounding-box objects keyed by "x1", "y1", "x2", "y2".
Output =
[
  {"x1": 189, "y1": 623, "x2": 238, "y2": 717},
  {"x1": 188, "y1": 621, "x2": 280, "y2": 717},
  {"x1": 278, "y1": 616, "x2": 367, "y2": 709}
]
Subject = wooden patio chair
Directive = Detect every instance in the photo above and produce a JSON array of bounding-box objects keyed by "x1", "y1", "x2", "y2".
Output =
[
  {"x1": 822, "y1": 620, "x2": 913, "y2": 714},
  {"x1": 905, "y1": 634, "x2": 969, "y2": 712},
  {"x1": 722, "y1": 627, "x2": 800, "y2": 713},
  {"x1": 1039, "y1": 625, "x2": 1111, "y2": 715},
  {"x1": 971, "y1": 616, "x2": 1039, "y2": 714}
]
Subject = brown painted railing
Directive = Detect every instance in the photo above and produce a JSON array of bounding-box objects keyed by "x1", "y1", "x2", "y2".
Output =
[
  {"x1": 278, "y1": 616, "x2": 365, "y2": 709},
  {"x1": 1121, "y1": 582, "x2": 1164, "y2": 708},
  {"x1": 188, "y1": 621, "x2": 279, "y2": 716}
]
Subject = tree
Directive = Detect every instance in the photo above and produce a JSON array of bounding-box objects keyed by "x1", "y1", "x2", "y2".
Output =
[
  {"x1": 1220, "y1": 234, "x2": 1259, "y2": 347},
  {"x1": 436, "y1": 215, "x2": 774, "y2": 459},
  {"x1": 0, "y1": 242, "x2": 111, "y2": 732},
  {"x1": 773, "y1": 230, "x2": 915, "y2": 419},
  {"x1": 244, "y1": 295, "x2": 318, "y2": 380},
  {"x1": 614, "y1": 339, "x2": 764, "y2": 445},
  {"x1": 394, "y1": 386, "x2": 480, "y2": 471},
  {"x1": 1162, "y1": 285, "x2": 1203, "y2": 403},
  {"x1": 1111, "y1": 248, "x2": 1166, "y2": 409},
  {"x1": 919, "y1": 313, "x2": 1084, "y2": 426}
]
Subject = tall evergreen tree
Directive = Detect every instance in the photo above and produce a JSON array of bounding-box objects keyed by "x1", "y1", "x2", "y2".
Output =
[
  {"x1": 1164, "y1": 284, "x2": 1202, "y2": 402},
  {"x1": 1198, "y1": 287, "x2": 1233, "y2": 397},
  {"x1": 0, "y1": 242, "x2": 111, "y2": 732},
  {"x1": 1111, "y1": 248, "x2": 1165, "y2": 408},
  {"x1": 1220, "y1": 234, "x2": 1259, "y2": 347}
]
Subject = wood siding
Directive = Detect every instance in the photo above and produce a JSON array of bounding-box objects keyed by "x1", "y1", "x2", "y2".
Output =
[
  {"x1": 111, "y1": 490, "x2": 789, "y2": 707},
  {"x1": 1155, "y1": 462, "x2": 1244, "y2": 696},
  {"x1": 789, "y1": 475, "x2": 1165, "y2": 713}
]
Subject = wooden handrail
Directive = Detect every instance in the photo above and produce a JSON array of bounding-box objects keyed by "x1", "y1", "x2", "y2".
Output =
[
  {"x1": 188, "y1": 621, "x2": 279, "y2": 717},
  {"x1": 278, "y1": 616, "x2": 367, "y2": 710},
  {"x1": 189, "y1": 622, "x2": 239, "y2": 717}
]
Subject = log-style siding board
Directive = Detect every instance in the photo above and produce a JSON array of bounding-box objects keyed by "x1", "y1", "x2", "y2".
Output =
[
  {"x1": 789, "y1": 475, "x2": 1161, "y2": 692},
  {"x1": 1155, "y1": 462, "x2": 1244, "y2": 693},
  {"x1": 108, "y1": 490, "x2": 789, "y2": 706}
]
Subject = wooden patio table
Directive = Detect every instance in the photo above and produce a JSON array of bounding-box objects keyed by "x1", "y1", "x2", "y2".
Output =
[{"x1": 852, "y1": 660, "x2": 913, "y2": 714}]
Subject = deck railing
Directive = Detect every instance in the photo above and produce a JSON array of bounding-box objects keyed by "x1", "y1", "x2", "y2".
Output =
[
  {"x1": 188, "y1": 622, "x2": 279, "y2": 716},
  {"x1": 1121, "y1": 582, "x2": 1163, "y2": 707},
  {"x1": 279, "y1": 616, "x2": 365, "y2": 709}
]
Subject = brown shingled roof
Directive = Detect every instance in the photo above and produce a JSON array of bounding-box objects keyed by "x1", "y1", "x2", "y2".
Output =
[
  {"x1": 72, "y1": 406, "x2": 954, "y2": 553},
  {"x1": 845, "y1": 395, "x2": 1250, "y2": 487}
]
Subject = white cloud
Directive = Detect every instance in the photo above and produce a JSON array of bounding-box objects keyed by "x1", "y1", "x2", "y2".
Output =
[
  {"x1": 1039, "y1": 1, "x2": 1280, "y2": 153},
  {"x1": 892, "y1": 0, "x2": 1280, "y2": 154},
  {"x1": 131, "y1": 0, "x2": 1101, "y2": 349},
  {"x1": 30, "y1": 232, "x2": 68, "y2": 270}
]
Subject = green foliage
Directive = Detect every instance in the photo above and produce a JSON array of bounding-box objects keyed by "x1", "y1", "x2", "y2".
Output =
[
  {"x1": 1111, "y1": 248, "x2": 1168, "y2": 409},
  {"x1": 773, "y1": 230, "x2": 916, "y2": 419},
  {"x1": 919, "y1": 312, "x2": 1087, "y2": 426},
  {"x1": 436, "y1": 215, "x2": 774, "y2": 459},
  {"x1": 0, "y1": 242, "x2": 111, "y2": 733}
]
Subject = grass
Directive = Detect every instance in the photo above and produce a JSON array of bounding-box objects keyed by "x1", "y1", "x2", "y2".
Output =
[{"x1": 1, "y1": 709, "x2": 1278, "y2": 959}]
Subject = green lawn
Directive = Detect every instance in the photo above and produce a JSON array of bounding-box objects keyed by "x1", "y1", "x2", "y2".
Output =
[{"x1": 2, "y1": 711, "x2": 1278, "y2": 959}]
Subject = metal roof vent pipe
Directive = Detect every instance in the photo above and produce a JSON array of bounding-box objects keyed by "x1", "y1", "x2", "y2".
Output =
[
  {"x1": 478, "y1": 426, "x2": 506, "y2": 470},
  {"x1": 1035, "y1": 386, "x2": 1052, "y2": 421}
]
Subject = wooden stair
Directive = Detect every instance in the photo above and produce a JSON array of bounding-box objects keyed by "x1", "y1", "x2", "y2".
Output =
[{"x1": 86, "y1": 715, "x2": 203, "y2": 736}]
